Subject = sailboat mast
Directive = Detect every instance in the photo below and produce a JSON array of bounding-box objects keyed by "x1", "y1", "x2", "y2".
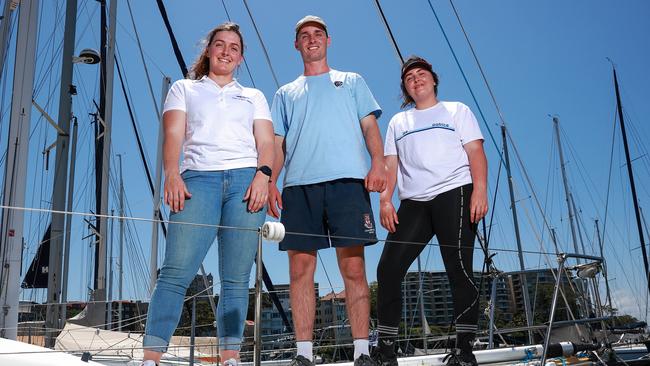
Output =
[
  {"x1": 612, "y1": 67, "x2": 650, "y2": 295},
  {"x1": 150, "y1": 77, "x2": 170, "y2": 293},
  {"x1": 416, "y1": 256, "x2": 428, "y2": 353},
  {"x1": 46, "y1": 0, "x2": 77, "y2": 347},
  {"x1": 0, "y1": 0, "x2": 39, "y2": 340},
  {"x1": 93, "y1": 0, "x2": 117, "y2": 327},
  {"x1": 500, "y1": 125, "x2": 534, "y2": 344},
  {"x1": 553, "y1": 117, "x2": 591, "y2": 317},
  {"x1": 118, "y1": 153, "x2": 124, "y2": 331},
  {"x1": 552, "y1": 117, "x2": 582, "y2": 258},
  {"x1": 61, "y1": 118, "x2": 79, "y2": 310}
]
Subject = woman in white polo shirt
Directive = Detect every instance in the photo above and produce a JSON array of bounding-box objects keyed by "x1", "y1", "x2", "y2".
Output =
[
  {"x1": 372, "y1": 56, "x2": 488, "y2": 366},
  {"x1": 141, "y1": 22, "x2": 274, "y2": 366}
]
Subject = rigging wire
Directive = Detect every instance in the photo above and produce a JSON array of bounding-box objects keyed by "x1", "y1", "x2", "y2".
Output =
[
  {"x1": 0, "y1": 1, "x2": 18, "y2": 146},
  {"x1": 623, "y1": 107, "x2": 650, "y2": 197},
  {"x1": 425, "y1": 0, "x2": 502, "y2": 165},
  {"x1": 485, "y1": 153, "x2": 503, "y2": 245},
  {"x1": 219, "y1": 0, "x2": 257, "y2": 88},
  {"x1": 154, "y1": 0, "x2": 188, "y2": 76},
  {"x1": 113, "y1": 52, "x2": 159, "y2": 213},
  {"x1": 241, "y1": 0, "x2": 279, "y2": 89},
  {"x1": 32, "y1": 0, "x2": 62, "y2": 97},
  {"x1": 124, "y1": 0, "x2": 160, "y2": 119},
  {"x1": 0, "y1": 8, "x2": 18, "y2": 169},
  {"x1": 115, "y1": 22, "x2": 165, "y2": 77},
  {"x1": 371, "y1": 0, "x2": 404, "y2": 64},
  {"x1": 431, "y1": 0, "x2": 571, "y2": 265},
  {"x1": 106, "y1": 156, "x2": 149, "y2": 299}
]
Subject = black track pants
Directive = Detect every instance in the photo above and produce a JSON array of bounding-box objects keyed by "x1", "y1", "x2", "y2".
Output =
[{"x1": 376, "y1": 184, "x2": 479, "y2": 336}]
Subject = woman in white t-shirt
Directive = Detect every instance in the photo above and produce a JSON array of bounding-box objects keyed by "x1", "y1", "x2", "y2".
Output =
[
  {"x1": 372, "y1": 56, "x2": 488, "y2": 366},
  {"x1": 142, "y1": 23, "x2": 274, "y2": 366}
]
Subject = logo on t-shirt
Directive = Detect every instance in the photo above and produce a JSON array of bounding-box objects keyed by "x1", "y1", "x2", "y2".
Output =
[
  {"x1": 398, "y1": 122, "x2": 454, "y2": 139},
  {"x1": 333, "y1": 80, "x2": 343, "y2": 88},
  {"x1": 430, "y1": 122, "x2": 453, "y2": 130},
  {"x1": 232, "y1": 95, "x2": 253, "y2": 104}
]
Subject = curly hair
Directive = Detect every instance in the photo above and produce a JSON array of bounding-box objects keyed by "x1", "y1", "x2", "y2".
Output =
[{"x1": 188, "y1": 22, "x2": 244, "y2": 80}]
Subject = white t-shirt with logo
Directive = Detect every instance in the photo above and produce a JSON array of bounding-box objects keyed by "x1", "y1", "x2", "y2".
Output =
[
  {"x1": 384, "y1": 101, "x2": 483, "y2": 201},
  {"x1": 163, "y1": 76, "x2": 272, "y2": 172}
]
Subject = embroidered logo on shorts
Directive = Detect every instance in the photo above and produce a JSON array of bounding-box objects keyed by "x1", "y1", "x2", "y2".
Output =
[
  {"x1": 334, "y1": 80, "x2": 343, "y2": 87},
  {"x1": 363, "y1": 213, "x2": 375, "y2": 234}
]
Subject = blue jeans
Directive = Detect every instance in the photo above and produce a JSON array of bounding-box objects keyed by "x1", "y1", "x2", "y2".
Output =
[{"x1": 144, "y1": 168, "x2": 265, "y2": 352}]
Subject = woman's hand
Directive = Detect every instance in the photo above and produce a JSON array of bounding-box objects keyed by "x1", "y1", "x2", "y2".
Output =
[
  {"x1": 164, "y1": 173, "x2": 192, "y2": 213},
  {"x1": 380, "y1": 200, "x2": 399, "y2": 233},
  {"x1": 470, "y1": 187, "x2": 488, "y2": 223},
  {"x1": 244, "y1": 172, "x2": 269, "y2": 213}
]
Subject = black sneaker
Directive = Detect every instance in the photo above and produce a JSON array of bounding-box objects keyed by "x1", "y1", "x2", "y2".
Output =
[
  {"x1": 354, "y1": 354, "x2": 379, "y2": 366},
  {"x1": 442, "y1": 351, "x2": 477, "y2": 366},
  {"x1": 290, "y1": 355, "x2": 315, "y2": 366},
  {"x1": 371, "y1": 349, "x2": 398, "y2": 366}
]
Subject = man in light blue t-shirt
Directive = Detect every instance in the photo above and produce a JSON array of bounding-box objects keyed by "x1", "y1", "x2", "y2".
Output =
[{"x1": 267, "y1": 15, "x2": 386, "y2": 366}]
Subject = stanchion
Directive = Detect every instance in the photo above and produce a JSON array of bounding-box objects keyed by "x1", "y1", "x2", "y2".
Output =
[
  {"x1": 488, "y1": 275, "x2": 498, "y2": 349},
  {"x1": 254, "y1": 222, "x2": 286, "y2": 366},
  {"x1": 190, "y1": 296, "x2": 196, "y2": 366},
  {"x1": 540, "y1": 253, "x2": 603, "y2": 365}
]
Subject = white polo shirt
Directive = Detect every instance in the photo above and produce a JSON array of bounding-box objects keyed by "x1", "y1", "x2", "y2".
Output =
[
  {"x1": 163, "y1": 76, "x2": 272, "y2": 172},
  {"x1": 384, "y1": 101, "x2": 483, "y2": 201}
]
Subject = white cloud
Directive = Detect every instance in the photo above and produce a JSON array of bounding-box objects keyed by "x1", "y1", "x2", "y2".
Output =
[{"x1": 609, "y1": 287, "x2": 647, "y2": 322}]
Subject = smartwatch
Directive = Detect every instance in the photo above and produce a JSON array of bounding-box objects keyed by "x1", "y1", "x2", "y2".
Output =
[{"x1": 256, "y1": 165, "x2": 272, "y2": 178}]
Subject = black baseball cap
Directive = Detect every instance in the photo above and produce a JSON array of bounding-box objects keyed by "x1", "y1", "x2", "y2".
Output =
[{"x1": 401, "y1": 56, "x2": 434, "y2": 80}]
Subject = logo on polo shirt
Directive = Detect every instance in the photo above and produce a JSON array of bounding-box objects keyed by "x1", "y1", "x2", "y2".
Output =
[
  {"x1": 334, "y1": 80, "x2": 343, "y2": 88},
  {"x1": 232, "y1": 95, "x2": 253, "y2": 104}
]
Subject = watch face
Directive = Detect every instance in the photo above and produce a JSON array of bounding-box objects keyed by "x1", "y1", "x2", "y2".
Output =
[{"x1": 258, "y1": 166, "x2": 272, "y2": 177}]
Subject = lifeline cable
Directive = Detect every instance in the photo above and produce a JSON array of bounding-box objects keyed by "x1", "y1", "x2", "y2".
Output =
[{"x1": 1, "y1": 204, "x2": 570, "y2": 257}]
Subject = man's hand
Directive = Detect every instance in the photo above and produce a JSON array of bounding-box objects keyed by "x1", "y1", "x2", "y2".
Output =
[
  {"x1": 267, "y1": 182, "x2": 283, "y2": 219},
  {"x1": 380, "y1": 200, "x2": 399, "y2": 233},
  {"x1": 164, "y1": 173, "x2": 192, "y2": 213},
  {"x1": 365, "y1": 161, "x2": 387, "y2": 192}
]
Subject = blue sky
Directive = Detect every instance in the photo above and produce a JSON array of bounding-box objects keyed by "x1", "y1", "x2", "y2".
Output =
[{"x1": 2, "y1": 0, "x2": 649, "y2": 322}]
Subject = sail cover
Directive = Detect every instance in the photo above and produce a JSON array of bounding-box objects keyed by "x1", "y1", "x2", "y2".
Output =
[{"x1": 21, "y1": 224, "x2": 51, "y2": 289}]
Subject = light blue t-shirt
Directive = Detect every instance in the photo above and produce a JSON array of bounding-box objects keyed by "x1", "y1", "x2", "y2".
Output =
[{"x1": 271, "y1": 69, "x2": 382, "y2": 187}]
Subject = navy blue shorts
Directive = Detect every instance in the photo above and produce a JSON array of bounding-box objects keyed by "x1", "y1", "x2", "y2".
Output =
[{"x1": 279, "y1": 178, "x2": 378, "y2": 251}]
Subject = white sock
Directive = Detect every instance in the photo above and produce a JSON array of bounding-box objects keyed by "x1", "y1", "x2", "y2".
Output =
[
  {"x1": 296, "y1": 341, "x2": 313, "y2": 361},
  {"x1": 353, "y1": 339, "x2": 369, "y2": 360}
]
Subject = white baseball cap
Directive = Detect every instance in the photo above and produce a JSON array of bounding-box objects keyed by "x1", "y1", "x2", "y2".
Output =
[{"x1": 295, "y1": 15, "x2": 328, "y2": 36}]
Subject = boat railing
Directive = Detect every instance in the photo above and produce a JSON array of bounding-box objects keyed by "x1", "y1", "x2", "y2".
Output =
[{"x1": 540, "y1": 252, "x2": 605, "y2": 365}]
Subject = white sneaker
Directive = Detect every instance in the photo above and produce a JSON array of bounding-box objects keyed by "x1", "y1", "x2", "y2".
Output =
[
  {"x1": 140, "y1": 360, "x2": 157, "y2": 366},
  {"x1": 224, "y1": 358, "x2": 239, "y2": 366}
]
